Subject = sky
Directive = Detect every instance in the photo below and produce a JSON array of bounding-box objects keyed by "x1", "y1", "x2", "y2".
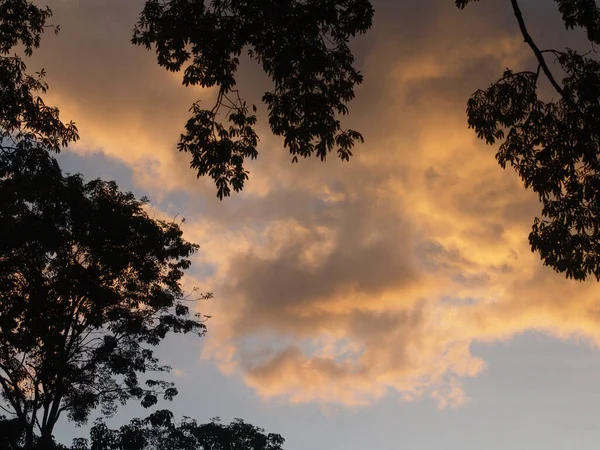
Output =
[{"x1": 24, "y1": 0, "x2": 600, "y2": 448}]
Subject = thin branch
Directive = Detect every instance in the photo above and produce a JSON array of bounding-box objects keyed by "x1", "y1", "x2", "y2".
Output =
[
  {"x1": 0, "y1": 403, "x2": 16, "y2": 415},
  {"x1": 540, "y1": 49, "x2": 566, "y2": 58},
  {"x1": 0, "y1": 375, "x2": 23, "y2": 419},
  {"x1": 510, "y1": 0, "x2": 565, "y2": 98}
]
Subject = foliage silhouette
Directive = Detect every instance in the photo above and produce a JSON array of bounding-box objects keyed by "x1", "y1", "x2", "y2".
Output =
[
  {"x1": 0, "y1": 3, "x2": 281, "y2": 450},
  {"x1": 0, "y1": 414, "x2": 27, "y2": 449},
  {"x1": 132, "y1": 0, "x2": 373, "y2": 199},
  {"x1": 0, "y1": 0, "x2": 283, "y2": 450},
  {"x1": 456, "y1": 0, "x2": 600, "y2": 281},
  {"x1": 0, "y1": 146, "x2": 208, "y2": 448},
  {"x1": 0, "y1": 0, "x2": 78, "y2": 153},
  {"x1": 71, "y1": 410, "x2": 285, "y2": 450},
  {"x1": 0, "y1": 411, "x2": 285, "y2": 450},
  {"x1": 134, "y1": 0, "x2": 600, "y2": 280}
]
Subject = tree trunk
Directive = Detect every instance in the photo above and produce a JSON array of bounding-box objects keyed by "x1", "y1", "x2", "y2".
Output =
[{"x1": 40, "y1": 427, "x2": 55, "y2": 450}]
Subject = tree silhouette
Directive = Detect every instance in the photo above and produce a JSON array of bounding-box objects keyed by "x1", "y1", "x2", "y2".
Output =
[
  {"x1": 456, "y1": 0, "x2": 600, "y2": 280},
  {"x1": 71, "y1": 410, "x2": 285, "y2": 450},
  {"x1": 0, "y1": 146, "x2": 208, "y2": 449},
  {"x1": 1, "y1": 6, "x2": 206, "y2": 447},
  {"x1": 0, "y1": 4, "x2": 280, "y2": 449},
  {"x1": 135, "y1": 0, "x2": 600, "y2": 281},
  {"x1": 132, "y1": 0, "x2": 374, "y2": 199},
  {"x1": 0, "y1": 411, "x2": 285, "y2": 450},
  {"x1": 0, "y1": 0, "x2": 78, "y2": 153}
]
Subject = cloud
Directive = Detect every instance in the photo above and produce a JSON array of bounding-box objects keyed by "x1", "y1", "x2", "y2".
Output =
[{"x1": 31, "y1": 0, "x2": 600, "y2": 409}]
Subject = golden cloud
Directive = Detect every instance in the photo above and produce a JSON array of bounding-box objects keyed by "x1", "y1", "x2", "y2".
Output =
[{"x1": 31, "y1": 0, "x2": 600, "y2": 409}]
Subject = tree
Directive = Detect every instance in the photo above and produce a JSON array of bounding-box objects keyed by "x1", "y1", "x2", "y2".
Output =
[
  {"x1": 0, "y1": 5, "x2": 285, "y2": 450},
  {"x1": 455, "y1": 0, "x2": 600, "y2": 281},
  {"x1": 0, "y1": 411, "x2": 286, "y2": 450},
  {"x1": 0, "y1": 414, "x2": 27, "y2": 450},
  {"x1": 0, "y1": 146, "x2": 208, "y2": 449},
  {"x1": 0, "y1": 4, "x2": 286, "y2": 450},
  {"x1": 135, "y1": 0, "x2": 600, "y2": 281},
  {"x1": 73, "y1": 410, "x2": 285, "y2": 450},
  {"x1": 132, "y1": 0, "x2": 374, "y2": 199},
  {"x1": 0, "y1": 0, "x2": 78, "y2": 153}
]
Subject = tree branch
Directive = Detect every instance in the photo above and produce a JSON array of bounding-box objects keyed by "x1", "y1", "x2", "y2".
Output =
[
  {"x1": 510, "y1": 0, "x2": 565, "y2": 98},
  {"x1": 0, "y1": 403, "x2": 16, "y2": 415},
  {"x1": 0, "y1": 374, "x2": 23, "y2": 420}
]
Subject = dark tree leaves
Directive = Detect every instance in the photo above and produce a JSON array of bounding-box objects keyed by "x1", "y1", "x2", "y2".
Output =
[
  {"x1": 454, "y1": 0, "x2": 480, "y2": 9},
  {"x1": 0, "y1": 0, "x2": 53, "y2": 56},
  {"x1": 133, "y1": 0, "x2": 373, "y2": 199},
  {"x1": 0, "y1": 147, "x2": 208, "y2": 447},
  {"x1": 79, "y1": 411, "x2": 285, "y2": 450},
  {"x1": 459, "y1": 0, "x2": 600, "y2": 281},
  {"x1": 0, "y1": 0, "x2": 78, "y2": 153},
  {"x1": 0, "y1": 415, "x2": 27, "y2": 450},
  {"x1": 0, "y1": 3, "x2": 210, "y2": 448},
  {"x1": 555, "y1": 0, "x2": 600, "y2": 43}
]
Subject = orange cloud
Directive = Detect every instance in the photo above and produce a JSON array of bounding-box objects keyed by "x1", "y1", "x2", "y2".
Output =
[{"x1": 31, "y1": 0, "x2": 600, "y2": 409}]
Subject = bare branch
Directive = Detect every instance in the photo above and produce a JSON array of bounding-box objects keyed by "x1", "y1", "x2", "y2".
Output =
[{"x1": 510, "y1": 0, "x2": 565, "y2": 98}]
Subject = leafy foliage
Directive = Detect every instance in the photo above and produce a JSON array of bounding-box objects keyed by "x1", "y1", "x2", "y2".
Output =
[
  {"x1": 458, "y1": 0, "x2": 600, "y2": 281},
  {"x1": 0, "y1": 4, "x2": 280, "y2": 450},
  {"x1": 0, "y1": 415, "x2": 27, "y2": 449},
  {"x1": 555, "y1": 0, "x2": 600, "y2": 43},
  {"x1": 77, "y1": 410, "x2": 285, "y2": 450},
  {"x1": 454, "y1": 0, "x2": 479, "y2": 9},
  {"x1": 0, "y1": 146, "x2": 208, "y2": 447},
  {"x1": 132, "y1": 0, "x2": 373, "y2": 199},
  {"x1": 0, "y1": 0, "x2": 78, "y2": 152}
]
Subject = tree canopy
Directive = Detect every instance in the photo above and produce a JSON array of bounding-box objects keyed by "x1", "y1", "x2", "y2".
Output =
[
  {"x1": 71, "y1": 410, "x2": 285, "y2": 450},
  {"x1": 0, "y1": 0, "x2": 78, "y2": 153},
  {"x1": 0, "y1": 411, "x2": 284, "y2": 450},
  {"x1": 0, "y1": 3, "x2": 208, "y2": 448},
  {"x1": 132, "y1": 0, "x2": 600, "y2": 281},
  {"x1": 457, "y1": 0, "x2": 600, "y2": 280},
  {"x1": 0, "y1": 145, "x2": 207, "y2": 448},
  {"x1": 133, "y1": 0, "x2": 374, "y2": 199},
  {"x1": 0, "y1": 3, "x2": 289, "y2": 450}
]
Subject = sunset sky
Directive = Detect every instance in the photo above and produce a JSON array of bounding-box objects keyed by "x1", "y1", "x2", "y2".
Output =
[{"x1": 29, "y1": 0, "x2": 600, "y2": 448}]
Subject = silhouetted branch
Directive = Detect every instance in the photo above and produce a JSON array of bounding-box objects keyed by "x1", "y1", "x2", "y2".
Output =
[{"x1": 510, "y1": 0, "x2": 565, "y2": 97}]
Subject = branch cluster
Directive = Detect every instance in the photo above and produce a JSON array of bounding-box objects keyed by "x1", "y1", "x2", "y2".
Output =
[
  {"x1": 458, "y1": 0, "x2": 600, "y2": 280},
  {"x1": 132, "y1": 0, "x2": 373, "y2": 198}
]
